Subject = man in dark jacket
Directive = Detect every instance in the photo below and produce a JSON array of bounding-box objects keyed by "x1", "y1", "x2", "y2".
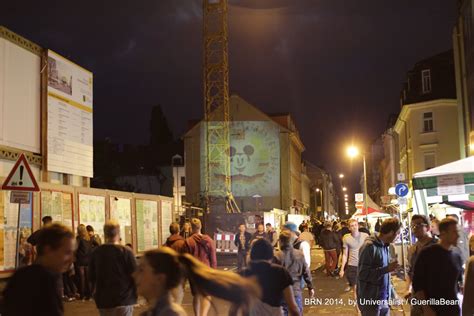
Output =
[
  {"x1": 164, "y1": 222, "x2": 186, "y2": 253},
  {"x1": 234, "y1": 224, "x2": 252, "y2": 272},
  {"x1": 89, "y1": 220, "x2": 137, "y2": 316},
  {"x1": 274, "y1": 230, "x2": 314, "y2": 316},
  {"x1": 319, "y1": 222, "x2": 340, "y2": 276},
  {"x1": 185, "y1": 218, "x2": 216, "y2": 316},
  {"x1": 357, "y1": 218, "x2": 401, "y2": 316},
  {"x1": 252, "y1": 223, "x2": 268, "y2": 242}
]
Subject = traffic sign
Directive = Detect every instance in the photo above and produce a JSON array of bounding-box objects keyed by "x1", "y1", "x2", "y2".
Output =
[
  {"x1": 397, "y1": 173, "x2": 406, "y2": 181},
  {"x1": 395, "y1": 183, "x2": 409, "y2": 198},
  {"x1": 2, "y1": 154, "x2": 40, "y2": 192},
  {"x1": 355, "y1": 193, "x2": 363, "y2": 202}
]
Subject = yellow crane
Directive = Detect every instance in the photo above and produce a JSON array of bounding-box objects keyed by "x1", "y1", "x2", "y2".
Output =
[{"x1": 203, "y1": 0, "x2": 240, "y2": 213}]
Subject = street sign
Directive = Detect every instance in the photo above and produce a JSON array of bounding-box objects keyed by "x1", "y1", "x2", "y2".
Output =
[
  {"x1": 398, "y1": 197, "x2": 408, "y2": 205},
  {"x1": 355, "y1": 202, "x2": 364, "y2": 210},
  {"x1": 10, "y1": 191, "x2": 31, "y2": 204},
  {"x1": 397, "y1": 173, "x2": 406, "y2": 181},
  {"x1": 395, "y1": 183, "x2": 409, "y2": 198},
  {"x1": 2, "y1": 154, "x2": 40, "y2": 192},
  {"x1": 355, "y1": 193, "x2": 363, "y2": 202}
]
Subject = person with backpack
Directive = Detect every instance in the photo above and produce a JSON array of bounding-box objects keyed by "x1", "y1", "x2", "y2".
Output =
[{"x1": 184, "y1": 218, "x2": 217, "y2": 316}]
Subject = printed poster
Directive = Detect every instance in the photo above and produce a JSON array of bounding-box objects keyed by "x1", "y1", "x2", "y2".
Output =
[
  {"x1": 136, "y1": 200, "x2": 158, "y2": 252},
  {"x1": 110, "y1": 197, "x2": 132, "y2": 245},
  {"x1": 40, "y1": 191, "x2": 73, "y2": 229},
  {"x1": 79, "y1": 194, "x2": 105, "y2": 241}
]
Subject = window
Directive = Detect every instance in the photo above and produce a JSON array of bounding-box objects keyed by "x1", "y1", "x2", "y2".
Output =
[
  {"x1": 180, "y1": 176, "x2": 185, "y2": 186},
  {"x1": 421, "y1": 69, "x2": 431, "y2": 94},
  {"x1": 423, "y1": 112, "x2": 434, "y2": 132},
  {"x1": 424, "y1": 152, "x2": 436, "y2": 170}
]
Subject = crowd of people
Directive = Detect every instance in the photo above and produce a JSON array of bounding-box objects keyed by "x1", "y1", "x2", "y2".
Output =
[{"x1": 2, "y1": 213, "x2": 474, "y2": 316}]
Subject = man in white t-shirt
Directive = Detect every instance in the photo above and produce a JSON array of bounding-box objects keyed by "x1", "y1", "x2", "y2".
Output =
[
  {"x1": 299, "y1": 224, "x2": 315, "y2": 248},
  {"x1": 283, "y1": 222, "x2": 311, "y2": 267},
  {"x1": 339, "y1": 219, "x2": 368, "y2": 293}
]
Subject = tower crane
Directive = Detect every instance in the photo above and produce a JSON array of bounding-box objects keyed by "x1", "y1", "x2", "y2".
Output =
[{"x1": 203, "y1": 0, "x2": 240, "y2": 213}]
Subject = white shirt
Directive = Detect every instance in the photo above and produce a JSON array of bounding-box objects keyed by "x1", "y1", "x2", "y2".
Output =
[{"x1": 298, "y1": 240, "x2": 311, "y2": 267}]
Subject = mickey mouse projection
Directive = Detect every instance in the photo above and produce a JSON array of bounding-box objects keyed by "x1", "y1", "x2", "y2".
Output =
[{"x1": 212, "y1": 121, "x2": 280, "y2": 197}]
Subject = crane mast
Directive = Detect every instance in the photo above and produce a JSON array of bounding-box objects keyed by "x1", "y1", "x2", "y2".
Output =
[{"x1": 203, "y1": 0, "x2": 239, "y2": 213}]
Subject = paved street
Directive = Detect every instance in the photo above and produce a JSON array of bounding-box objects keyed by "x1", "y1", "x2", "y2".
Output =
[{"x1": 64, "y1": 247, "x2": 409, "y2": 315}]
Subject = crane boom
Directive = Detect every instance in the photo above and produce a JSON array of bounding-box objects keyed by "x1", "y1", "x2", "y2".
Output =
[{"x1": 203, "y1": 0, "x2": 239, "y2": 213}]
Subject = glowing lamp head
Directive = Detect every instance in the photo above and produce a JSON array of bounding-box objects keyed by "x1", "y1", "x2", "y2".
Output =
[
  {"x1": 339, "y1": 174, "x2": 344, "y2": 179},
  {"x1": 347, "y1": 146, "x2": 359, "y2": 158},
  {"x1": 343, "y1": 187, "x2": 347, "y2": 192},
  {"x1": 316, "y1": 188, "x2": 320, "y2": 192}
]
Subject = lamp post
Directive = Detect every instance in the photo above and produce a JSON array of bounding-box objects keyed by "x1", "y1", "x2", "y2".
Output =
[
  {"x1": 316, "y1": 188, "x2": 323, "y2": 219},
  {"x1": 347, "y1": 145, "x2": 369, "y2": 225}
]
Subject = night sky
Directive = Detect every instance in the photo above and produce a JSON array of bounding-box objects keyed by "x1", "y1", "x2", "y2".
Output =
[{"x1": 1, "y1": 0, "x2": 458, "y2": 195}]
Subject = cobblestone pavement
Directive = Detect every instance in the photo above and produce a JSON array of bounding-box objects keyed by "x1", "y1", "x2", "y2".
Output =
[{"x1": 65, "y1": 248, "x2": 410, "y2": 315}]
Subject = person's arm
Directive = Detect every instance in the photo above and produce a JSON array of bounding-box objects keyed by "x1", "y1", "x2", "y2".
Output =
[
  {"x1": 234, "y1": 234, "x2": 239, "y2": 247},
  {"x1": 283, "y1": 286, "x2": 300, "y2": 316},
  {"x1": 358, "y1": 244, "x2": 398, "y2": 284},
  {"x1": 210, "y1": 238, "x2": 217, "y2": 269},
  {"x1": 300, "y1": 241, "x2": 311, "y2": 267},
  {"x1": 339, "y1": 239, "x2": 349, "y2": 277},
  {"x1": 302, "y1": 259, "x2": 315, "y2": 298}
]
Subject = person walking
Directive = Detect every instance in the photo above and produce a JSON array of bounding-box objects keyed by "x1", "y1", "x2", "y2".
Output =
[
  {"x1": 283, "y1": 222, "x2": 311, "y2": 268},
  {"x1": 404, "y1": 215, "x2": 438, "y2": 315},
  {"x1": 319, "y1": 222, "x2": 340, "y2": 276},
  {"x1": 265, "y1": 223, "x2": 278, "y2": 247},
  {"x1": 164, "y1": 223, "x2": 186, "y2": 253},
  {"x1": 240, "y1": 239, "x2": 300, "y2": 316},
  {"x1": 234, "y1": 223, "x2": 252, "y2": 272},
  {"x1": 134, "y1": 247, "x2": 259, "y2": 316},
  {"x1": 357, "y1": 218, "x2": 401, "y2": 316},
  {"x1": 27, "y1": 215, "x2": 53, "y2": 247},
  {"x1": 446, "y1": 214, "x2": 470, "y2": 264},
  {"x1": 75, "y1": 224, "x2": 92, "y2": 300},
  {"x1": 184, "y1": 218, "x2": 217, "y2": 316},
  {"x1": 252, "y1": 223, "x2": 268, "y2": 243},
  {"x1": 339, "y1": 219, "x2": 368, "y2": 293},
  {"x1": 180, "y1": 222, "x2": 192, "y2": 239},
  {"x1": 463, "y1": 255, "x2": 474, "y2": 316},
  {"x1": 89, "y1": 220, "x2": 137, "y2": 316},
  {"x1": 3, "y1": 224, "x2": 75, "y2": 316},
  {"x1": 86, "y1": 225, "x2": 102, "y2": 249},
  {"x1": 274, "y1": 231, "x2": 314, "y2": 315},
  {"x1": 299, "y1": 224, "x2": 315, "y2": 248},
  {"x1": 412, "y1": 217, "x2": 464, "y2": 316}
]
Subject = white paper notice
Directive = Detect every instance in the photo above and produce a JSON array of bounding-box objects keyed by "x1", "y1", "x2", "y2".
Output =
[
  {"x1": 47, "y1": 50, "x2": 93, "y2": 177},
  {"x1": 437, "y1": 174, "x2": 465, "y2": 196}
]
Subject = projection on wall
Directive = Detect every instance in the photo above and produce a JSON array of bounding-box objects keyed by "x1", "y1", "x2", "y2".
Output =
[{"x1": 201, "y1": 121, "x2": 280, "y2": 197}]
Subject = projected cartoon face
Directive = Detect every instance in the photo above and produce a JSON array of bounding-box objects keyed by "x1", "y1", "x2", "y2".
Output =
[{"x1": 226, "y1": 122, "x2": 280, "y2": 197}]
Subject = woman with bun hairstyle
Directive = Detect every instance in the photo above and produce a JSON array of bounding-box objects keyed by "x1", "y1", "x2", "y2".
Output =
[{"x1": 134, "y1": 247, "x2": 260, "y2": 316}]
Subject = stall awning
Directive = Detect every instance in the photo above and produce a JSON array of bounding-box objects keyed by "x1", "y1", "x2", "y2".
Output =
[{"x1": 413, "y1": 156, "x2": 474, "y2": 190}]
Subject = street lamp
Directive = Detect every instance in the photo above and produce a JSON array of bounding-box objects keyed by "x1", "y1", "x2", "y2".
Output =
[
  {"x1": 346, "y1": 145, "x2": 368, "y2": 225},
  {"x1": 315, "y1": 188, "x2": 323, "y2": 219},
  {"x1": 342, "y1": 187, "x2": 347, "y2": 192},
  {"x1": 339, "y1": 174, "x2": 344, "y2": 179}
]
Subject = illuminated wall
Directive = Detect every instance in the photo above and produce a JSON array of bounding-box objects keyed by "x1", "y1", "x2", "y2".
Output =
[{"x1": 200, "y1": 121, "x2": 280, "y2": 199}]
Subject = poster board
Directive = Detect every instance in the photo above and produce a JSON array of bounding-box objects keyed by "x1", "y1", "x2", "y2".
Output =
[
  {"x1": 40, "y1": 191, "x2": 73, "y2": 230},
  {"x1": 47, "y1": 50, "x2": 93, "y2": 177},
  {"x1": 0, "y1": 190, "x2": 32, "y2": 271},
  {"x1": 160, "y1": 200, "x2": 173, "y2": 243},
  {"x1": 110, "y1": 197, "x2": 132, "y2": 245},
  {"x1": 135, "y1": 199, "x2": 159, "y2": 253},
  {"x1": 78, "y1": 194, "x2": 105, "y2": 241}
]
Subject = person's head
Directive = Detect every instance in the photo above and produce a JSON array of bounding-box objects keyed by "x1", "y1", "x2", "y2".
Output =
[
  {"x1": 411, "y1": 215, "x2": 430, "y2": 239},
  {"x1": 36, "y1": 224, "x2": 74, "y2": 273},
  {"x1": 238, "y1": 223, "x2": 246, "y2": 233},
  {"x1": 341, "y1": 221, "x2": 348, "y2": 228},
  {"x1": 431, "y1": 218, "x2": 440, "y2": 235},
  {"x1": 42, "y1": 216, "x2": 53, "y2": 227},
  {"x1": 348, "y1": 219, "x2": 359, "y2": 234},
  {"x1": 283, "y1": 222, "x2": 299, "y2": 237},
  {"x1": 257, "y1": 223, "x2": 264, "y2": 233},
  {"x1": 86, "y1": 225, "x2": 95, "y2": 238},
  {"x1": 169, "y1": 223, "x2": 180, "y2": 235},
  {"x1": 324, "y1": 222, "x2": 332, "y2": 231},
  {"x1": 301, "y1": 224, "x2": 309, "y2": 232},
  {"x1": 135, "y1": 247, "x2": 259, "y2": 313},
  {"x1": 77, "y1": 224, "x2": 90, "y2": 241},
  {"x1": 182, "y1": 222, "x2": 191, "y2": 232},
  {"x1": 190, "y1": 218, "x2": 202, "y2": 233},
  {"x1": 439, "y1": 217, "x2": 459, "y2": 246},
  {"x1": 126, "y1": 243, "x2": 133, "y2": 250},
  {"x1": 104, "y1": 220, "x2": 120, "y2": 243},
  {"x1": 379, "y1": 218, "x2": 401, "y2": 244},
  {"x1": 250, "y1": 238, "x2": 273, "y2": 261},
  {"x1": 446, "y1": 214, "x2": 460, "y2": 225},
  {"x1": 359, "y1": 221, "x2": 367, "y2": 228},
  {"x1": 279, "y1": 230, "x2": 296, "y2": 250},
  {"x1": 265, "y1": 223, "x2": 272, "y2": 232}
]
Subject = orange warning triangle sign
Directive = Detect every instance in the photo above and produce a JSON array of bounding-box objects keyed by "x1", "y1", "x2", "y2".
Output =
[{"x1": 2, "y1": 154, "x2": 40, "y2": 191}]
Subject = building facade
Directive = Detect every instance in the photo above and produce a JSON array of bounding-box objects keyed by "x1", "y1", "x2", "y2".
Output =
[
  {"x1": 305, "y1": 161, "x2": 338, "y2": 219},
  {"x1": 396, "y1": 51, "x2": 461, "y2": 180},
  {"x1": 453, "y1": 0, "x2": 474, "y2": 157},
  {"x1": 184, "y1": 95, "x2": 309, "y2": 214}
]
